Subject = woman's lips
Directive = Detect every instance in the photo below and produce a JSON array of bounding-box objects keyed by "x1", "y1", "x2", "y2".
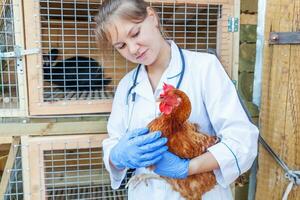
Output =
[{"x1": 136, "y1": 49, "x2": 148, "y2": 60}]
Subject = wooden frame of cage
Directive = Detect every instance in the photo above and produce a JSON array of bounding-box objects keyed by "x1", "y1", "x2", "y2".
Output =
[
  {"x1": 21, "y1": 134, "x2": 108, "y2": 200},
  {"x1": 23, "y1": 0, "x2": 239, "y2": 116},
  {"x1": 0, "y1": 0, "x2": 28, "y2": 117},
  {"x1": 0, "y1": 137, "x2": 19, "y2": 200}
]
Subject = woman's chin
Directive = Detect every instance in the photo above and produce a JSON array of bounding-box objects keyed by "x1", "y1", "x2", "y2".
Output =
[{"x1": 143, "y1": 58, "x2": 157, "y2": 67}]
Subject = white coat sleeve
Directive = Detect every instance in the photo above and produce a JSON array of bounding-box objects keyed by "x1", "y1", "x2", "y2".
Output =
[
  {"x1": 202, "y1": 54, "x2": 259, "y2": 187},
  {"x1": 102, "y1": 78, "x2": 129, "y2": 189}
]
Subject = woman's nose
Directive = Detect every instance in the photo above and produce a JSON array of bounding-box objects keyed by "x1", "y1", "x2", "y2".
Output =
[{"x1": 127, "y1": 42, "x2": 139, "y2": 55}]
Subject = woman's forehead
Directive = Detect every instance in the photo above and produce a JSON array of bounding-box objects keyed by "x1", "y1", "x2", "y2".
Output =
[{"x1": 106, "y1": 18, "x2": 139, "y2": 44}]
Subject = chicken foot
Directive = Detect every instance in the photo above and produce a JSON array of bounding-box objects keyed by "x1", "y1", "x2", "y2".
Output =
[{"x1": 125, "y1": 174, "x2": 162, "y2": 189}]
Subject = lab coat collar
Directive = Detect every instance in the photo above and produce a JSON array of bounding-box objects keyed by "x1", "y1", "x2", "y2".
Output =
[{"x1": 133, "y1": 40, "x2": 183, "y2": 102}]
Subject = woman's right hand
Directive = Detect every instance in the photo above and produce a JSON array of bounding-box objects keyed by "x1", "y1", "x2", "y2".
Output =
[{"x1": 109, "y1": 128, "x2": 168, "y2": 170}]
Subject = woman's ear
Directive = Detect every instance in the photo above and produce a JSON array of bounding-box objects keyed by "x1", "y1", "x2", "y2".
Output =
[{"x1": 146, "y1": 7, "x2": 159, "y2": 27}]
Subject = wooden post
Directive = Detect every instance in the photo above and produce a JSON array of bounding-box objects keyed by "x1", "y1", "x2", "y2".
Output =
[{"x1": 255, "y1": 0, "x2": 300, "y2": 199}]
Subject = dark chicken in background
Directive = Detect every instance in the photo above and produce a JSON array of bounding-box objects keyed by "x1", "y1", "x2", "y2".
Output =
[{"x1": 43, "y1": 49, "x2": 111, "y2": 91}]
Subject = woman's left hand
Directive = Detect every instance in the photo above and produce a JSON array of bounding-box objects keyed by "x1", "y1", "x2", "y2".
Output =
[{"x1": 154, "y1": 151, "x2": 190, "y2": 179}]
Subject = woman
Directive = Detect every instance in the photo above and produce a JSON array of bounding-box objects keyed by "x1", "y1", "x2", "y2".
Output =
[{"x1": 95, "y1": 0, "x2": 259, "y2": 199}]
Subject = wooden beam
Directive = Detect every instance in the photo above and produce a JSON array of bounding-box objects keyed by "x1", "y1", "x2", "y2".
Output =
[
  {"x1": 0, "y1": 137, "x2": 20, "y2": 199},
  {"x1": 0, "y1": 120, "x2": 108, "y2": 136}
]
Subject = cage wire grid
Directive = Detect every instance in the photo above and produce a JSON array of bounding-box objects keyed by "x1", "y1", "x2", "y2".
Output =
[
  {"x1": 43, "y1": 146, "x2": 130, "y2": 199},
  {"x1": 2, "y1": 143, "x2": 24, "y2": 200},
  {"x1": 16, "y1": 135, "x2": 133, "y2": 200},
  {"x1": 0, "y1": 0, "x2": 21, "y2": 111},
  {"x1": 2, "y1": 135, "x2": 133, "y2": 199},
  {"x1": 35, "y1": 0, "x2": 224, "y2": 103}
]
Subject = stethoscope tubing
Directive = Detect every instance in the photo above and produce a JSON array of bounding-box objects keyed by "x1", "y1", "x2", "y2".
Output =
[
  {"x1": 126, "y1": 44, "x2": 185, "y2": 105},
  {"x1": 125, "y1": 44, "x2": 185, "y2": 132}
]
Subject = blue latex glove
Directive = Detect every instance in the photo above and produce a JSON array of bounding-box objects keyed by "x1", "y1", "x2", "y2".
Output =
[
  {"x1": 154, "y1": 151, "x2": 190, "y2": 179},
  {"x1": 110, "y1": 128, "x2": 168, "y2": 170}
]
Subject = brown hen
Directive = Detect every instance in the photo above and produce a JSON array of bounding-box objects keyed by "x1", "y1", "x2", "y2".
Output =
[
  {"x1": 147, "y1": 83, "x2": 218, "y2": 200},
  {"x1": 127, "y1": 83, "x2": 218, "y2": 199}
]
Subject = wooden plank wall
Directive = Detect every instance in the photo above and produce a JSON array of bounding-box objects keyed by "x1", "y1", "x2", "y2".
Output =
[{"x1": 255, "y1": 0, "x2": 300, "y2": 199}]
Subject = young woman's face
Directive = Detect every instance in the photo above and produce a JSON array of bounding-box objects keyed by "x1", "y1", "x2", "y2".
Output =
[{"x1": 107, "y1": 7, "x2": 163, "y2": 66}]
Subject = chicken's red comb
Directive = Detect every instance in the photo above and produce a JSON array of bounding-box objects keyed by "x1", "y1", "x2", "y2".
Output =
[{"x1": 163, "y1": 83, "x2": 175, "y2": 92}]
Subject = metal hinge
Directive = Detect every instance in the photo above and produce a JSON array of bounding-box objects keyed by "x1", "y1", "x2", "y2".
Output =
[
  {"x1": 0, "y1": 46, "x2": 39, "y2": 59},
  {"x1": 269, "y1": 32, "x2": 300, "y2": 44},
  {"x1": 0, "y1": 46, "x2": 39, "y2": 75},
  {"x1": 228, "y1": 17, "x2": 239, "y2": 32}
]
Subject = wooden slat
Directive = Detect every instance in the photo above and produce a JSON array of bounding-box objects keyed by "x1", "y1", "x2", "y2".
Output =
[
  {"x1": 0, "y1": 120, "x2": 108, "y2": 136},
  {"x1": 255, "y1": 0, "x2": 300, "y2": 199},
  {"x1": 30, "y1": 100, "x2": 113, "y2": 116},
  {"x1": 21, "y1": 136, "x2": 30, "y2": 200},
  {"x1": 23, "y1": 0, "x2": 43, "y2": 116},
  {"x1": 0, "y1": 137, "x2": 20, "y2": 200},
  {"x1": 13, "y1": 0, "x2": 28, "y2": 117}
]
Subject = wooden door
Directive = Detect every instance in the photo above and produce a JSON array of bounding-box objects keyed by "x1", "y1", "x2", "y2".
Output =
[{"x1": 255, "y1": 0, "x2": 300, "y2": 199}]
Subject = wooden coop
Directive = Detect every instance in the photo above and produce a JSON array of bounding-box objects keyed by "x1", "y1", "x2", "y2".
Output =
[
  {"x1": 21, "y1": 0, "x2": 240, "y2": 116},
  {"x1": 0, "y1": 0, "x2": 240, "y2": 200}
]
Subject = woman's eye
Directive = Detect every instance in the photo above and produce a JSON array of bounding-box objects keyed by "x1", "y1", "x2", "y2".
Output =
[
  {"x1": 132, "y1": 30, "x2": 140, "y2": 38},
  {"x1": 117, "y1": 44, "x2": 126, "y2": 50}
]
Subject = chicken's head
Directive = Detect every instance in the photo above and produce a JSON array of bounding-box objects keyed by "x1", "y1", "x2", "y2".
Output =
[
  {"x1": 158, "y1": 83, "x2": 191, "y2": 122},
  {"x1": 159, "y1": 83, "x2": 183, "y2": 115}
]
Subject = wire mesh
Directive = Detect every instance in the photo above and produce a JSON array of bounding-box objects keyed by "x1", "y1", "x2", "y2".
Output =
[
  {"x1": 39, "y1": 0, "x2": 222, "y2": 102},
  {"x1": 2, "y1": 136, "x2": 133, "y2": 199},
  {"x1": 3, "y1": 144, "x2": 24, "y2": 200},
  {"x1": 43, "y1": 144, "x2": 132, "y2": 199},
  {"x1": 0, "y1": 0, "x2": 19, "y2": 109}
]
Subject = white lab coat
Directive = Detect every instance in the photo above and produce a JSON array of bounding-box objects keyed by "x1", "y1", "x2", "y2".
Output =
[{"x1": 103, "y1": 41, "x2": 259, "y2": 200}]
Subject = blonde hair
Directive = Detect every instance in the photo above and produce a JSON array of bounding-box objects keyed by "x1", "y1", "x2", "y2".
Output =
[{"x1": 95, "y1": 0, "x2": 166, "y2": 42}]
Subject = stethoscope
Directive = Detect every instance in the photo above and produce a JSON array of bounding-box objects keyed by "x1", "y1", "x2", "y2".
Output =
[{"x1": 125, "y1": 44, "x2": 186, "y2": 131}]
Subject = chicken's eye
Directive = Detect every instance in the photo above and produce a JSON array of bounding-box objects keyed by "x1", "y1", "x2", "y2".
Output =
[{"x1": 176, "y1": 97, "x2": 182, "y2": 106}]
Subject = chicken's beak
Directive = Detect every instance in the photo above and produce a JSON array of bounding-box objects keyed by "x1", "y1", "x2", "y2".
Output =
[{"x1": 157, "y1": 96, "x2": 163, "y2": 103}]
